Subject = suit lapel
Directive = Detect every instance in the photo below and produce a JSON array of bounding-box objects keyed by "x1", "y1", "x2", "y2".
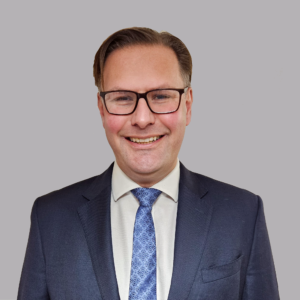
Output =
[
  {"x1": 168, "y1": 163, "x2": 213, "y2": 300},
  {"x1": 78, "y1": 163, "x2": 120, "y2": 300}
]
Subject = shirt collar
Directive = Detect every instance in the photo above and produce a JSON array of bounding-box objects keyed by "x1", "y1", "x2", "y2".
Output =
[{"x1": 112, "y1": 159, "x2": 180, "y2": 203}]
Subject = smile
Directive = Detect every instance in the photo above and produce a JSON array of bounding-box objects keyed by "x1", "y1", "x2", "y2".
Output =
[{"x1": 126, "y1": 135, "x2": 163, "y2": 144}]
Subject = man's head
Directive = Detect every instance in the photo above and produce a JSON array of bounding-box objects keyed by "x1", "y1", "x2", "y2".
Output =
[{"x1": 93, "y1": 27, "x2": 193, "y2": 187}]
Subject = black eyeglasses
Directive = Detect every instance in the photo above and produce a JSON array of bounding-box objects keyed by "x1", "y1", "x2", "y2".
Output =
[{"x1": 99, "y1": 87, "x2": 189, "y2": 115}]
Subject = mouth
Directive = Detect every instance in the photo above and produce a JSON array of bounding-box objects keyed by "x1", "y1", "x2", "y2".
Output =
[{"x1": 125, "y1": 135, "x2": 164, "y2": 144}]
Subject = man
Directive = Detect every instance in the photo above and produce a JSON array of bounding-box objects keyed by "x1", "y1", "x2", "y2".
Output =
[{"x1": 18, "y1": 27, "x2": 280, "y2": 299}]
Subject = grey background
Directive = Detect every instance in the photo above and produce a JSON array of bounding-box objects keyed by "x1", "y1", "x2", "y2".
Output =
[{"x1": 1, "y1": 1, "x2": 299, "y2": 298}]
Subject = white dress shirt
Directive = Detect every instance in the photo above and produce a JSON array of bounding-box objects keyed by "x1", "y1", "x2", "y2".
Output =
[{"x1": 111, "y1": 160, "x2": 180, "y2": 300}]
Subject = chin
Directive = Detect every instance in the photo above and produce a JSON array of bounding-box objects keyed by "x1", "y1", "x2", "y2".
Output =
[
  {"x1": 127, "y1": 155, "x2": 164, "y2": 175},
  {"x1": 131, "y1": 161, "x2": 161, "y2": 175}
]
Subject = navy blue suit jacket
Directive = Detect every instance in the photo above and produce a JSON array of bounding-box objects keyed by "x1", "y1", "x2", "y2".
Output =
[{"x1": 18, "y1": 163, "x2": 280, "y2": 299}]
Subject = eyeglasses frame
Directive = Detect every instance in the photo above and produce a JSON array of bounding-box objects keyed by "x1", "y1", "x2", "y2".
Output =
[{"x1": 99, "y1": 87, "x2": 189, "y2": 115}]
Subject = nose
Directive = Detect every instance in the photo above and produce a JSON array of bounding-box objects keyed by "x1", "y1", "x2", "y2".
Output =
[{"x1": 131, "y1": 98, "x2": 155, "y2": 129}]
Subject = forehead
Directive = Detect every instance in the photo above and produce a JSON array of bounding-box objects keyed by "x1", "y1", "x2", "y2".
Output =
[{"x1": 102, "y1": 45, "x2": 183, "y2": 92}]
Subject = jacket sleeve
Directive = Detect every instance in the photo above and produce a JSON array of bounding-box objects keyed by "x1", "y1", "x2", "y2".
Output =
[
  {"x1": 17, "y1": 199, "x2": 50, "y2": 300},
  {"x1": 242, "y1": 196, "x2": 280, "y2": 299}
]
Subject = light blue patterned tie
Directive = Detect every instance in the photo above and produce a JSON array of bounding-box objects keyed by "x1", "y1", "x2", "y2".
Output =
[{"x1": 129, "y1": 188, "x2": 162, "y2": 300}]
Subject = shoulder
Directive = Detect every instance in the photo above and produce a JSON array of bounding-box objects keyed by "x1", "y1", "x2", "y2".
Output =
[
  {"x1": 33, "y1": 163, "x2": 113, "y2": 215},
  {"x1": 196, "y1": 171, "x2": 257, "y2": 199},
  {"x1": 181, "y1": 163, "x2": 260, "y2": 213},
  {"x1": 31, "y1": 176, "x2": 96, "y2": 221}
]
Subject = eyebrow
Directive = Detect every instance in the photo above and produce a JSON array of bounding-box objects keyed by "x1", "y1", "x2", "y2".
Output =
[{"x1": 107, "y1": 84, "x2": 175, "y2": 92}]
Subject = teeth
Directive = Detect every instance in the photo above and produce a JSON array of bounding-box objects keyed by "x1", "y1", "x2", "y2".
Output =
[{"x1": 129, "y1": 136, "x2": 161, "y2": 144}]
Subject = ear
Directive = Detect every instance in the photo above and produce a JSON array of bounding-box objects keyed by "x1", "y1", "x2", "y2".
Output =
[
  {"x1": 97, "y1": 92, "x2": 105, "y2": 127},
  {"x1": 185, "y1": 87, "x2": 193, "y2": 126}
]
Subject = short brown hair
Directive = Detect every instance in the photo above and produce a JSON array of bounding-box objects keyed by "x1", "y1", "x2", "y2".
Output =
[{"x1": 93, "y1": 27, "x2": 192, "y2": 90}]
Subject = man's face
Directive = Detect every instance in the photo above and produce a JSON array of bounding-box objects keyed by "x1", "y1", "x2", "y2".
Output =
[{"x1": 97, "y1": 45, "x2": 193, "y2": 185}]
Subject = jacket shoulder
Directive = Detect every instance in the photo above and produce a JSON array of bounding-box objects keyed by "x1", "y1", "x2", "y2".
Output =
[
  {"x1": 198, "y1": 171, "x2": 256, "y2": 197},
  {"x1": 189, "y1": 170, "x2": 262, "y2": 228},
  {"x1": 185, "y1": 166, "x2": 260, "y2": 209},
  {"x1": 32, "y1": 176, "x2": 96, "y2": 215},
  {"x1": 34, "y1": 163, "x2": 113, "y2": 212}
]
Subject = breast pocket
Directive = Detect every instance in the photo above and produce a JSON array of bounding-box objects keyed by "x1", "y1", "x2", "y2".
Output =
[{"x1": 201, "y1": 255, "x2": 243, "y2": 283}]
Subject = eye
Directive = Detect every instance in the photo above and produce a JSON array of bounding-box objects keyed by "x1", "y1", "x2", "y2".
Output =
[
  {"x1": 115, "y1": 96, "x2": 133, "y2": 101},
  {"x1": 151, "y1": 93, "x2": 170, "y2": 100},
  {"x1": 106, "y1": 91, "x2": 136, "y2": 103}
]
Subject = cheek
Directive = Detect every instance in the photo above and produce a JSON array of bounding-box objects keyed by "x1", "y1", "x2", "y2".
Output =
[
  {"x1": 159, "y1": 110, "x2": 186, "y2": 136},
  {"x1": 103, "y1": 115, "x2": 126, "y2": 140},
  {"x1": 103, "y1": 116, "x2": 127, "y2": 156}
]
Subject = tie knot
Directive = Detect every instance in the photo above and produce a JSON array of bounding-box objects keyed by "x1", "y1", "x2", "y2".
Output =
[{"x1": 131, "y1": 188, "x2": 162, "y2": 207}]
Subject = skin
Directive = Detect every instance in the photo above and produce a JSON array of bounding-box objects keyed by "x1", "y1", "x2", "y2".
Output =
[{"x1": 97, "y1": 45, "x2": 193, "y2": 187}]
